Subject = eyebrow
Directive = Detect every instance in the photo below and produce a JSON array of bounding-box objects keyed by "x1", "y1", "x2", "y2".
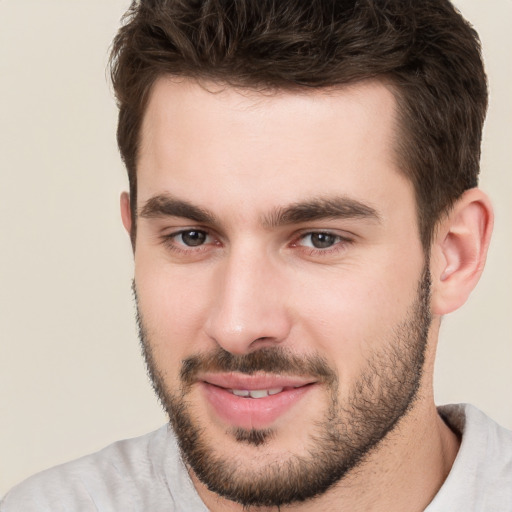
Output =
[
  {"x1": 139, "y1": 193, "x2": 380, "y2": 227},
  {"x1": 139, "y1": 195, "x2": 216, "y2": 224},
  {"x1": 262, "y1": 197, "x2": 381, "y2": 228}
]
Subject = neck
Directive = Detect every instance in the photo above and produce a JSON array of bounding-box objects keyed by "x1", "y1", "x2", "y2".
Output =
[{"x1": 192, "y1": 398, "x2": 460, "y2": 512}]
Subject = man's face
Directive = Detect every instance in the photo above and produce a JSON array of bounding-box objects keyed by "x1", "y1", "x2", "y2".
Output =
[{"x1": 131, "y1": 78, "x2": 432, "y2": 507}]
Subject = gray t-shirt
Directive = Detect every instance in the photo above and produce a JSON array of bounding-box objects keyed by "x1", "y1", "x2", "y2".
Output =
[{"x1": 1, "y1": 404, "x2": 511, "y2": 511}]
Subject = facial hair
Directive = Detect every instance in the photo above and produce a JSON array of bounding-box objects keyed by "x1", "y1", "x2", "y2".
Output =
[{"x1": 134, "y1": 266, "x2": 431, "y2": 508}]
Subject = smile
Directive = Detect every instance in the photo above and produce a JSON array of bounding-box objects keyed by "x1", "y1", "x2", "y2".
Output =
[
  {"x1": 199, "y1": 374, "x2": 316, "y2": 430},
  {"x1": 230, "y1": 387, "x2": 298, "y2": 398}
]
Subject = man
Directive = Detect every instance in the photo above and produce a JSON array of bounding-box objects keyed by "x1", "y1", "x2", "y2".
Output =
[{"x1": 2, "y1": 0, "x2": 511, "y2": 510}]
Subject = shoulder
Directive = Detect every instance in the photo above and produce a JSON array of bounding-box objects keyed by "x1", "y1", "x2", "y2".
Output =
[
  {"x1": 0, "y1": 425, "x2": 177, "y2": 512},
  {"x1": 428, "y1": 403, "x2": 512, "y2": 511},
  {"x1": 439, "y1": 402, "x2": 512, "y2": 470}
]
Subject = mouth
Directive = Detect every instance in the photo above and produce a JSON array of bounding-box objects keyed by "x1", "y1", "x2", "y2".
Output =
[
  {"x1": 228, "y1": 387, "x2": 295, "y2": 398},
  {"x1": 199, "y1": 373, "x2": 317, "y2": 430}
]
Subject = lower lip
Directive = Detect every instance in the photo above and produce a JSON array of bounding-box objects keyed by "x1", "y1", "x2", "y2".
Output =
[{"x1": 201, "y1": 382, "x2": 314, "y2": 430}]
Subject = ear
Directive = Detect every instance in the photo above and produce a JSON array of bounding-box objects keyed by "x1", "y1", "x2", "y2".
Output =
[
  {"x1": 120, "y1": 191, "x2": 133, "y2": 242},
  {"x1": 430, "y1": 188, "x2": 493, "y2": 315}
]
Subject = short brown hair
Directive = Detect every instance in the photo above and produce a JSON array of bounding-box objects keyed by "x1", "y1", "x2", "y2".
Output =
[{"x1": 110, "y1": 0, "x2": 487, "y2": 248}]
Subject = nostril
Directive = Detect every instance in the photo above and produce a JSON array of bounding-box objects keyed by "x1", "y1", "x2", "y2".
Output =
[
  {"x1": 253, "y1": 337, "x2": 272, "y2": 343},
  {"x1": 248, "y1": 336, "x2": 283, "y2": 351}
]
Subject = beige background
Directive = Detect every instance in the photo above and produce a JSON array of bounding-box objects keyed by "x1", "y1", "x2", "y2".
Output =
[{"x1": 0, "y1": 0, "x2": 511, "y2": 496}]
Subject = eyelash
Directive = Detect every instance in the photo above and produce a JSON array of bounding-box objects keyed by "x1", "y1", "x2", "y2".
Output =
[
  {"x1": 162, "y1": 229, "x2": 217, "y2": 255},
  {"x1": 161, "y1": 229, "x2": 353, "y2": 257},
  {"x1": 293, "y1": 232, "x2": 352, "y2": 256}
]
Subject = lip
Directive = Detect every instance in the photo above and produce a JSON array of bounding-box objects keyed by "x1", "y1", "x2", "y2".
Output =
[{"x1": 200, "y1": 372, "x2": 317, "y2": 430}]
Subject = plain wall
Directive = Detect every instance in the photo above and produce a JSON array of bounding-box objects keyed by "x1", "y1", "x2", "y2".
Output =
[{"x1": 0, "y1": 0, "x2": 511, "y2": 495}]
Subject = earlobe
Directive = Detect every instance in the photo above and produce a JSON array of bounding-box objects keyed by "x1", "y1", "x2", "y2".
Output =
[{"x1": 430, "y1": 188, "x2": 493, "y2": 315}]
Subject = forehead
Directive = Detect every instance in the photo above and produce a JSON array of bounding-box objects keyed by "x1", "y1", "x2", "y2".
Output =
[{"x1": 137, "y1": 77, "x2": 411, "y2": 221}]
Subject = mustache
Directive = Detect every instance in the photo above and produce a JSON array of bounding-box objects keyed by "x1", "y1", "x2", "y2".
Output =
[{"x1": 180, "y1": 346, "x2": 337, "y2": 386}]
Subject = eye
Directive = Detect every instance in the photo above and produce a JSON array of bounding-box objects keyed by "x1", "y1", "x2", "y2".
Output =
[
  {"x1": 299, "y1": 232, "x2": 341, "y2": 249},
  {"x1": 175, "y1": 230, "x2": 210, "y2": 247},
  {"x1": 161, "y1": 228, "x2": 219, "y2": 258}
]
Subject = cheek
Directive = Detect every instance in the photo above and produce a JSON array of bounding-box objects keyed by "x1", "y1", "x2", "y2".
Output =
[
  {"x1": 296, "y1": 259, "x2": 422, "y2": 381},
  {"x1": 134, "y1": 259, "x2": 214, "y2": 373}
]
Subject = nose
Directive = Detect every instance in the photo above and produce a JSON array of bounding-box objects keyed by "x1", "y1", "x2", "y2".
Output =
[{"x1": 204, "y1": 248, "x2": 292, "y2": 355}]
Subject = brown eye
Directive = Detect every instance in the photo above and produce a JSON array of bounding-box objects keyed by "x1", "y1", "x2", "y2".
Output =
[{"x1": 180, "y1": 230, "x2": 208, "y2": 246}]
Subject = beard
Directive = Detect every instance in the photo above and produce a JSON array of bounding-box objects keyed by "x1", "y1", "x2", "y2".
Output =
[{"x1": 134, "y1": 266, "x2": 432, "y2": 508}]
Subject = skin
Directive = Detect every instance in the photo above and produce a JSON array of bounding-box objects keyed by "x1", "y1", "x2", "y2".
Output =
[{"x1": 121, "y1": 77, "x2": 493, "y2": 511}]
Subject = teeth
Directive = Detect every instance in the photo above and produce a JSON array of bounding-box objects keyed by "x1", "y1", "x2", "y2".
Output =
[
  {"x1": 230, "y1": 388, "x2": 284, "y2": 398},
  {"x1": 249, "y1": 389, "x2": 269, "y2": 399},
  {"x1": 232, "y1": 389, "x2": 250, "y2": 397}
]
